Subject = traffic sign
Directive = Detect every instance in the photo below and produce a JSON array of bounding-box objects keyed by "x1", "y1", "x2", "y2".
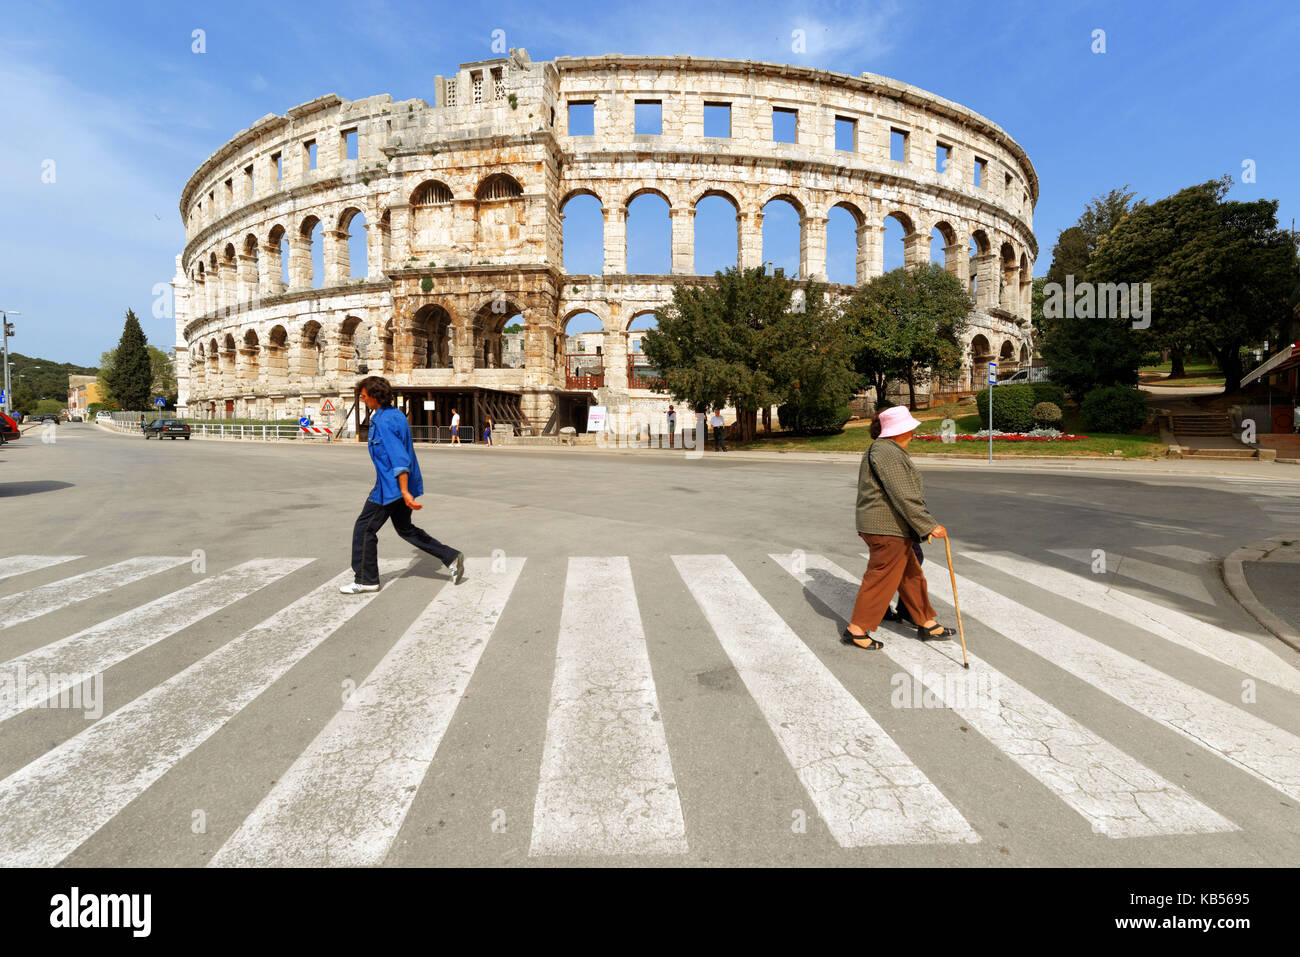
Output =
[
  {"x1": 0, "y1": 390, "x2": 5, "y2": 403},
  {"x1": 987, "y1": 361, "x2": 997, "y2": 385},
  {"x1": 299, "y1": 416, "x2": 310, "y2": 427},
  {"x1": 154, "y1": 397, "x2": 165, "y2": 406},
  {"x1": 321, "y1": 400, "x2": 336, "y2": 413}
]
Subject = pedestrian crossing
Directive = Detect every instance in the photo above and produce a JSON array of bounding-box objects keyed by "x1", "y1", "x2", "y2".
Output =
[
  {"x1": 1216, "y1": 477, "x2": 1300, "y2": 527},
  {"x1": 1, "y1": 546, "x2": 1298, "y2": 865}
]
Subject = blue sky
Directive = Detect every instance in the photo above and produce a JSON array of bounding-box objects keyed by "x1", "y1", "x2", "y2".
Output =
[{"x1": 2, "y1": 0, "x2": 1296, "y2": 365}]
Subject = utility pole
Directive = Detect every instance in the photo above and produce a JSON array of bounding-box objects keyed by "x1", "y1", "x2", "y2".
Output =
[{"x1": 1, "y1": 310, "x2": 20, "y2": 416}]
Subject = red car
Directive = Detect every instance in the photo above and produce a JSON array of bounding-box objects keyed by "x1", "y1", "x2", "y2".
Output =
[{"x1": 0, "y1": 411, "x2": 19, "y2": 443}]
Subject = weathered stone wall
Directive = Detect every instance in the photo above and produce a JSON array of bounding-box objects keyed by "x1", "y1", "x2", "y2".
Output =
[{"x1": 174, "y1": 50, "x2": 1036, "y2": 427}]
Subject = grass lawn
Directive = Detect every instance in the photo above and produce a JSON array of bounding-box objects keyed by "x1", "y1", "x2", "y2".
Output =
[
  {"x1": 1139, "y1": 359, "x2": 1225, "y2": 387},
  {"x1": 734, "y1": 408, "x2": 1164, "y2": 458}
]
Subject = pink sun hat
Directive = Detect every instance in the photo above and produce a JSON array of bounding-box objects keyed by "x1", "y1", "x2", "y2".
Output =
[{"x1": 876, "y1": 405, "x2": 923, "y2": 438}]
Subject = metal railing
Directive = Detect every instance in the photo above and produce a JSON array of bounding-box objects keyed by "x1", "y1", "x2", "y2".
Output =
[
  {"x1": 100, "y1": 413, "x2": 345, "y2": 441},
  {"x1": 409, "y1": 425, "x2": 475, "y2": 444}
]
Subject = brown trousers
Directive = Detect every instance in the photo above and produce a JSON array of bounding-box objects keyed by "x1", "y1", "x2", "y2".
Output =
[{"x1": 850, "y1": 533, "x2": 938, "y2": 633}]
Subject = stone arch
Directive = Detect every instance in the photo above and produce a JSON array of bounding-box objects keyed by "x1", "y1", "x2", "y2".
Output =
[
  {"x1": 1019, "y1": 252, "x2": 1032, "y2": 319},
  {"x1": 627, "y1": 310, "x2": 657, "y2": 352},
  {"x1": 969, "y1": 334, "x2": 992, "y2": 365},
  {"x1": 692, "y1": 187, "x2": 740, "y2": 212},
  {"x1": 693, "y1": 191, "x2": 740, "y2": 274},
  {"x1": 968, "y1": 229, "x2": 991, "y2": 299},
  {"x1": 472, "y1": 297, "x2": 525, "y2": 369},
  {"x1": 626, "y1": 191, "x2": 671, "y2": 274},
  {"x1": 625, "y1": 185, "x2": 674, "y2": 208},
  {"x1": 561, "y1": 191, "x2": 603, "y2": 274},
  {"x1": 475, "y1": 175, "x2": 525, "y2": 249},
  {"x1": 338, "y1": 206, "x2": 367, "y2": 279},
  {"x1": 759, "y1": 189, "x2": 807, "y2": 217},
  {"x1": 475, "y1": 173, "x2": 523, "y2": 200},
  {"x1": 240, "y1": 328, "x2": 260, "y2": 389},
  {"x1": 929, "y1": 220, "x2": 960, "y2": 275},
  {"x1": 827, "y1": 203, "x2": 863, "y2": 285},
  {"x1": 561, "y1": 186, "x2": 603, "y2": 207},
  {"x1": 411, "y1": 304, "x2": 454, "y2": 369},
  {"x1": 298, "y1": 214, "x2": 323, "y2": 289},
  {"x1": 562, "y1": 311, "x2": 606, "y2": 387},
  {"x1": 762, "y1": 194, "x2": 803, "y2": 277},
  {"x1": 882, "y1": 210, "x2": 915, "y2": 272},
  {"x1": 337, "y1": 315, "x2": 365, "y2": 374},
  {"x1": 410, "y1": 180, "x2": 453, "y2": 206},
  {"x1": 1000, "y1": 242, "x2": 1018, "y2": 312},
  {"x1": 298, "y1": 319, "x2": 324, "y2": 378}
]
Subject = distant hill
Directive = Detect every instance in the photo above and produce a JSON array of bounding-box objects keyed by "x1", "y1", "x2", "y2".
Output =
[{"x1": 6, "y1": 353, "x2": 99, "y2": 401}]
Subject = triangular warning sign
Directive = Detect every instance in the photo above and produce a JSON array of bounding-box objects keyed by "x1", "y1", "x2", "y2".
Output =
[{"x1": 321, "y1": 400, "x2": 336, "y2": 413}]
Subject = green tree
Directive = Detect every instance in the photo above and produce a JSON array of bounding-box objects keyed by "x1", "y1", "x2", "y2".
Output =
[
  {"x1": 1090, "y1": 178, "x2": 1299, "y2": 391},
  {"x1": 147, "y1": 345, "x2": 178, "y2": 406},
  {"x1": 843, "y1": 264, "x2": 971, "y2": 410},
  {"x1": 767, "y1": 280, "x2": 858, "y2": 433},
  {"x1": 642, "y1": 266, "x2": 846, "y2": 442},
  {"x1": 104, "y1": 310, "x2": 152, "y2": 410}
]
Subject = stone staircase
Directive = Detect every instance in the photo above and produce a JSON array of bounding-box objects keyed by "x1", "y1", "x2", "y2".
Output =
[{"x1": 1171, "y1": 413, "x2": 1234, "y2": 436}]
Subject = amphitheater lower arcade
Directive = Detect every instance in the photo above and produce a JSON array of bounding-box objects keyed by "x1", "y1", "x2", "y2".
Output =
[{"x1": 175, "y1": 52, "x2": 1037, "y2": 436}]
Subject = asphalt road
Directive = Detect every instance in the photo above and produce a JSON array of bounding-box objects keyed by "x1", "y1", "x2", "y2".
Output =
[{"x1": 2, "y1": 422, "x2": 1298, "y2": 866}]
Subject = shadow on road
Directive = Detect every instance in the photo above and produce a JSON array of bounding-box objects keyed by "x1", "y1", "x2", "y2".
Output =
[{"x1": 0, "y1": 480, "x2": 74, "y2": 497}]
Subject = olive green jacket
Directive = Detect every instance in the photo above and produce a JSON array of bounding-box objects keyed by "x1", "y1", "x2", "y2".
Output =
[{"x1": 855, "y1": 439, "x2": 938, "y2": 539}]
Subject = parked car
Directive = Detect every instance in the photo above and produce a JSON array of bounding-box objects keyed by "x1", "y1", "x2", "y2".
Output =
[
  {"x1": 0, "y1": 411, "x2": 18, "y2": 442},
  {"x1": 95, "y1": 411, "x2": 113, "y2": 424},
  {"x1": 38, "y1": 414, "x2": 59, "y2": 425},
  {"x1": 1004, "y1": 367, "x2": 1053, "y2": 384},
  {"x1": 144, "y1": 418, "x2": 191, "y2": 440}
]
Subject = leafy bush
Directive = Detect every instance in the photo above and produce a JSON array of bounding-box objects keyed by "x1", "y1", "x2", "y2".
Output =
[
  {"x1": 976, "y1": 384, "x2": 1066, "y2": 432},
  {"x1": 1032, "y1": 401, "x2": 1062, "y2": 427},
  {"x1": 1080, "y1": 386, "x2": 1148, "y2": 433},
  {"x1": 778, "y1": 399, "x2": 851, "y2": 435}
]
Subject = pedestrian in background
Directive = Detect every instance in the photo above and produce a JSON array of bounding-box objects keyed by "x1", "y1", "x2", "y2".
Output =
[
  {"x1": 450, "y1": 407, "x2": 461, "y2": 445},
  {"x1": 842, "y1": 406, "x2": 955, "y2": 650},
  {"x1": 484, "y1": 416, "x2": 494, "y2": 446},
  {"x1": 710, "y1": 409, "x2": 728, "y2": 452},
  {"x1": 666, "y1": 404, "x2": 676, "y2": 449},
  {"x1": 343, "y1": 376, "x2": 464, "y2": 594}
]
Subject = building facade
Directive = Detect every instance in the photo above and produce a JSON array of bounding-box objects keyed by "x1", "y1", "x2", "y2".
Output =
[{"x1": 173, "y1": 51, "x2": 1037, "y2": 435}]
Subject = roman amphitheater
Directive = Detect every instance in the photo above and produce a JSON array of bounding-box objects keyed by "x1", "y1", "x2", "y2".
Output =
[{"x1": 173, "y1": 50, "x2": 1036, "y2": 438}]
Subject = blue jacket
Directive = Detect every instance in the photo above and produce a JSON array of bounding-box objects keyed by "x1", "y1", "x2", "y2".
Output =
[{"x1": 366, "y1": 405, "x2": 424, "y2": 505}]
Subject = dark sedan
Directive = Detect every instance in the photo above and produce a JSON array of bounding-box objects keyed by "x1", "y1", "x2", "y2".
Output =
[{"x1": 144, "y1": 419, "x2": 191, "y2": 440}]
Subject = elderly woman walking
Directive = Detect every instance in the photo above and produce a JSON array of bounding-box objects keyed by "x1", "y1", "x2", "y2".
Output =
[{"x1": 843, "y1": 405, "x2": 955, "y2": 650}]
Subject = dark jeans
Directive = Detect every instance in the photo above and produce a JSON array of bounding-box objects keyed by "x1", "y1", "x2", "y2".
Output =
[
  {"x1": 713, "y1": 426, "x2": 727, "y2": 451},
  {"x1": 351, "y1": 498, "x2": 459, "y2": 585}
]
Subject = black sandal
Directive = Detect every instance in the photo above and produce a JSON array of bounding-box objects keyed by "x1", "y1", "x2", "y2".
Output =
[
  {"x1": 841, "y1": 629, "x2": 884, "y2": 651},
  {"x1": 917, "y1": 623, "x2": 956, "y2": 641}
]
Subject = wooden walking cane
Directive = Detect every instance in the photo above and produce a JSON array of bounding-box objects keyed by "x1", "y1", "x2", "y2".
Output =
[{"x1": 942, "y1": 536, "x2": 970, "y2": 669}]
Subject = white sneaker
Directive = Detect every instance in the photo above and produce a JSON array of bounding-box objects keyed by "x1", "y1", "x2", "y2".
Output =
[{"x1": 339, "y1": 582, "x2": 380, "y2": 594}]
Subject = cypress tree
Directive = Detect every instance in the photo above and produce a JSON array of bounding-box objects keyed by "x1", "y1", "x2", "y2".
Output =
[{"x1": 107, "y1": 309, "x2": 153, "y2": 411}]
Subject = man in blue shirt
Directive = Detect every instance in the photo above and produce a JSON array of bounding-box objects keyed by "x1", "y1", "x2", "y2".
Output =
[{"x1": 342, "y1": 376, "x2": 464, "y2": 593}]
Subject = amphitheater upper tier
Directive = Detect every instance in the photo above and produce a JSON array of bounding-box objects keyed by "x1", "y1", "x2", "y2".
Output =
[{"x1": 172, "y1": 50, "x2": 1038, "y2": 433}]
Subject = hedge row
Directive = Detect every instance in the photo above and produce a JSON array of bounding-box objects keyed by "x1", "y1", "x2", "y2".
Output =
[{"x1": 974, "y1": 384, "x2": 1066, "y2": 432}]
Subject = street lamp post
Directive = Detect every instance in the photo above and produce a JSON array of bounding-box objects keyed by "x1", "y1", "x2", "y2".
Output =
[{"x1": 1, "y1": 310, "x2": 20, "y2": 416}]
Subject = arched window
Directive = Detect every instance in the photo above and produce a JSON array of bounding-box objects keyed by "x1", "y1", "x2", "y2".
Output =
[
  {"x1": 561, "y1": 192, "x2": 603, "y2": 274},
  {"x1": 627, "y1": 191, "x2": 670, "y2": 274},
  {"x1": 475, "y1": 174, "x2": 522, "y2": 200},
  {"x1": 762, "y1": 196, "x2": 802, "y2": 277},
  {"x1": 693, "y1": 192, "x2": 739, "y2": 275}
]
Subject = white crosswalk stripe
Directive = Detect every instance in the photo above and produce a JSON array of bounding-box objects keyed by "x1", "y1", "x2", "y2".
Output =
[
  {"x1": 961, "y1": 549, "x2": 1300, "y2": 697},
  {"x1": 0, "y1": 556, "x2": 190, "y2": 629},
  {"x1": 0, "y1": 558, "x2": 314, "y2": 723},
  {"x1": 0, "y1": 560, "x2": 408, "y2": 867},
  {"x1": 675, "y1": 554, "x2": 978, "y2": 847},
  {"x1": 1, "y1": 548, "x2": 1294, "y2": 862},
  {"x1": 921, "y1": 559, "x2": 1300, "y2": 805},
  {"x1": 0, "y1": 555, "x2": 83, "y2": 583},
  {"x1": 212, "y1": 557, "x2": 523, "y2": 866},
  {"x1": 1048, "y1": 548, "x2": 1215, "y2": 604},
  {"x1": 776, "y1": 553, "x2": 1235, "y2": 838},
  {"x1": 531, "y1": 557, "x2": 687, "y2": 856},
  {"x1": 1135, "y1": 545, "x2": 1217, "y2": 564}
]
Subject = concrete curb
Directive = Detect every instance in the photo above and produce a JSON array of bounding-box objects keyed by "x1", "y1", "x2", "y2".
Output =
[{"x1": 1221, "y1": 537, "x2": 1300, "y2": 653}]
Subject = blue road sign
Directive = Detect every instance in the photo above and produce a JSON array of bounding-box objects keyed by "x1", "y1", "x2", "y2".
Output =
[
  {"x1": 987, "y1": 361, "x2": 997, "y2": 385},
  {"x1": 154, "y1": 397, "x2": 165, "y2": 406},
  {"x1": 0, "y1": 390, "x2": 5, "y2": 403},
  {"x1": 299, "y1": 416, "x2": 310, "y2": 427}
]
